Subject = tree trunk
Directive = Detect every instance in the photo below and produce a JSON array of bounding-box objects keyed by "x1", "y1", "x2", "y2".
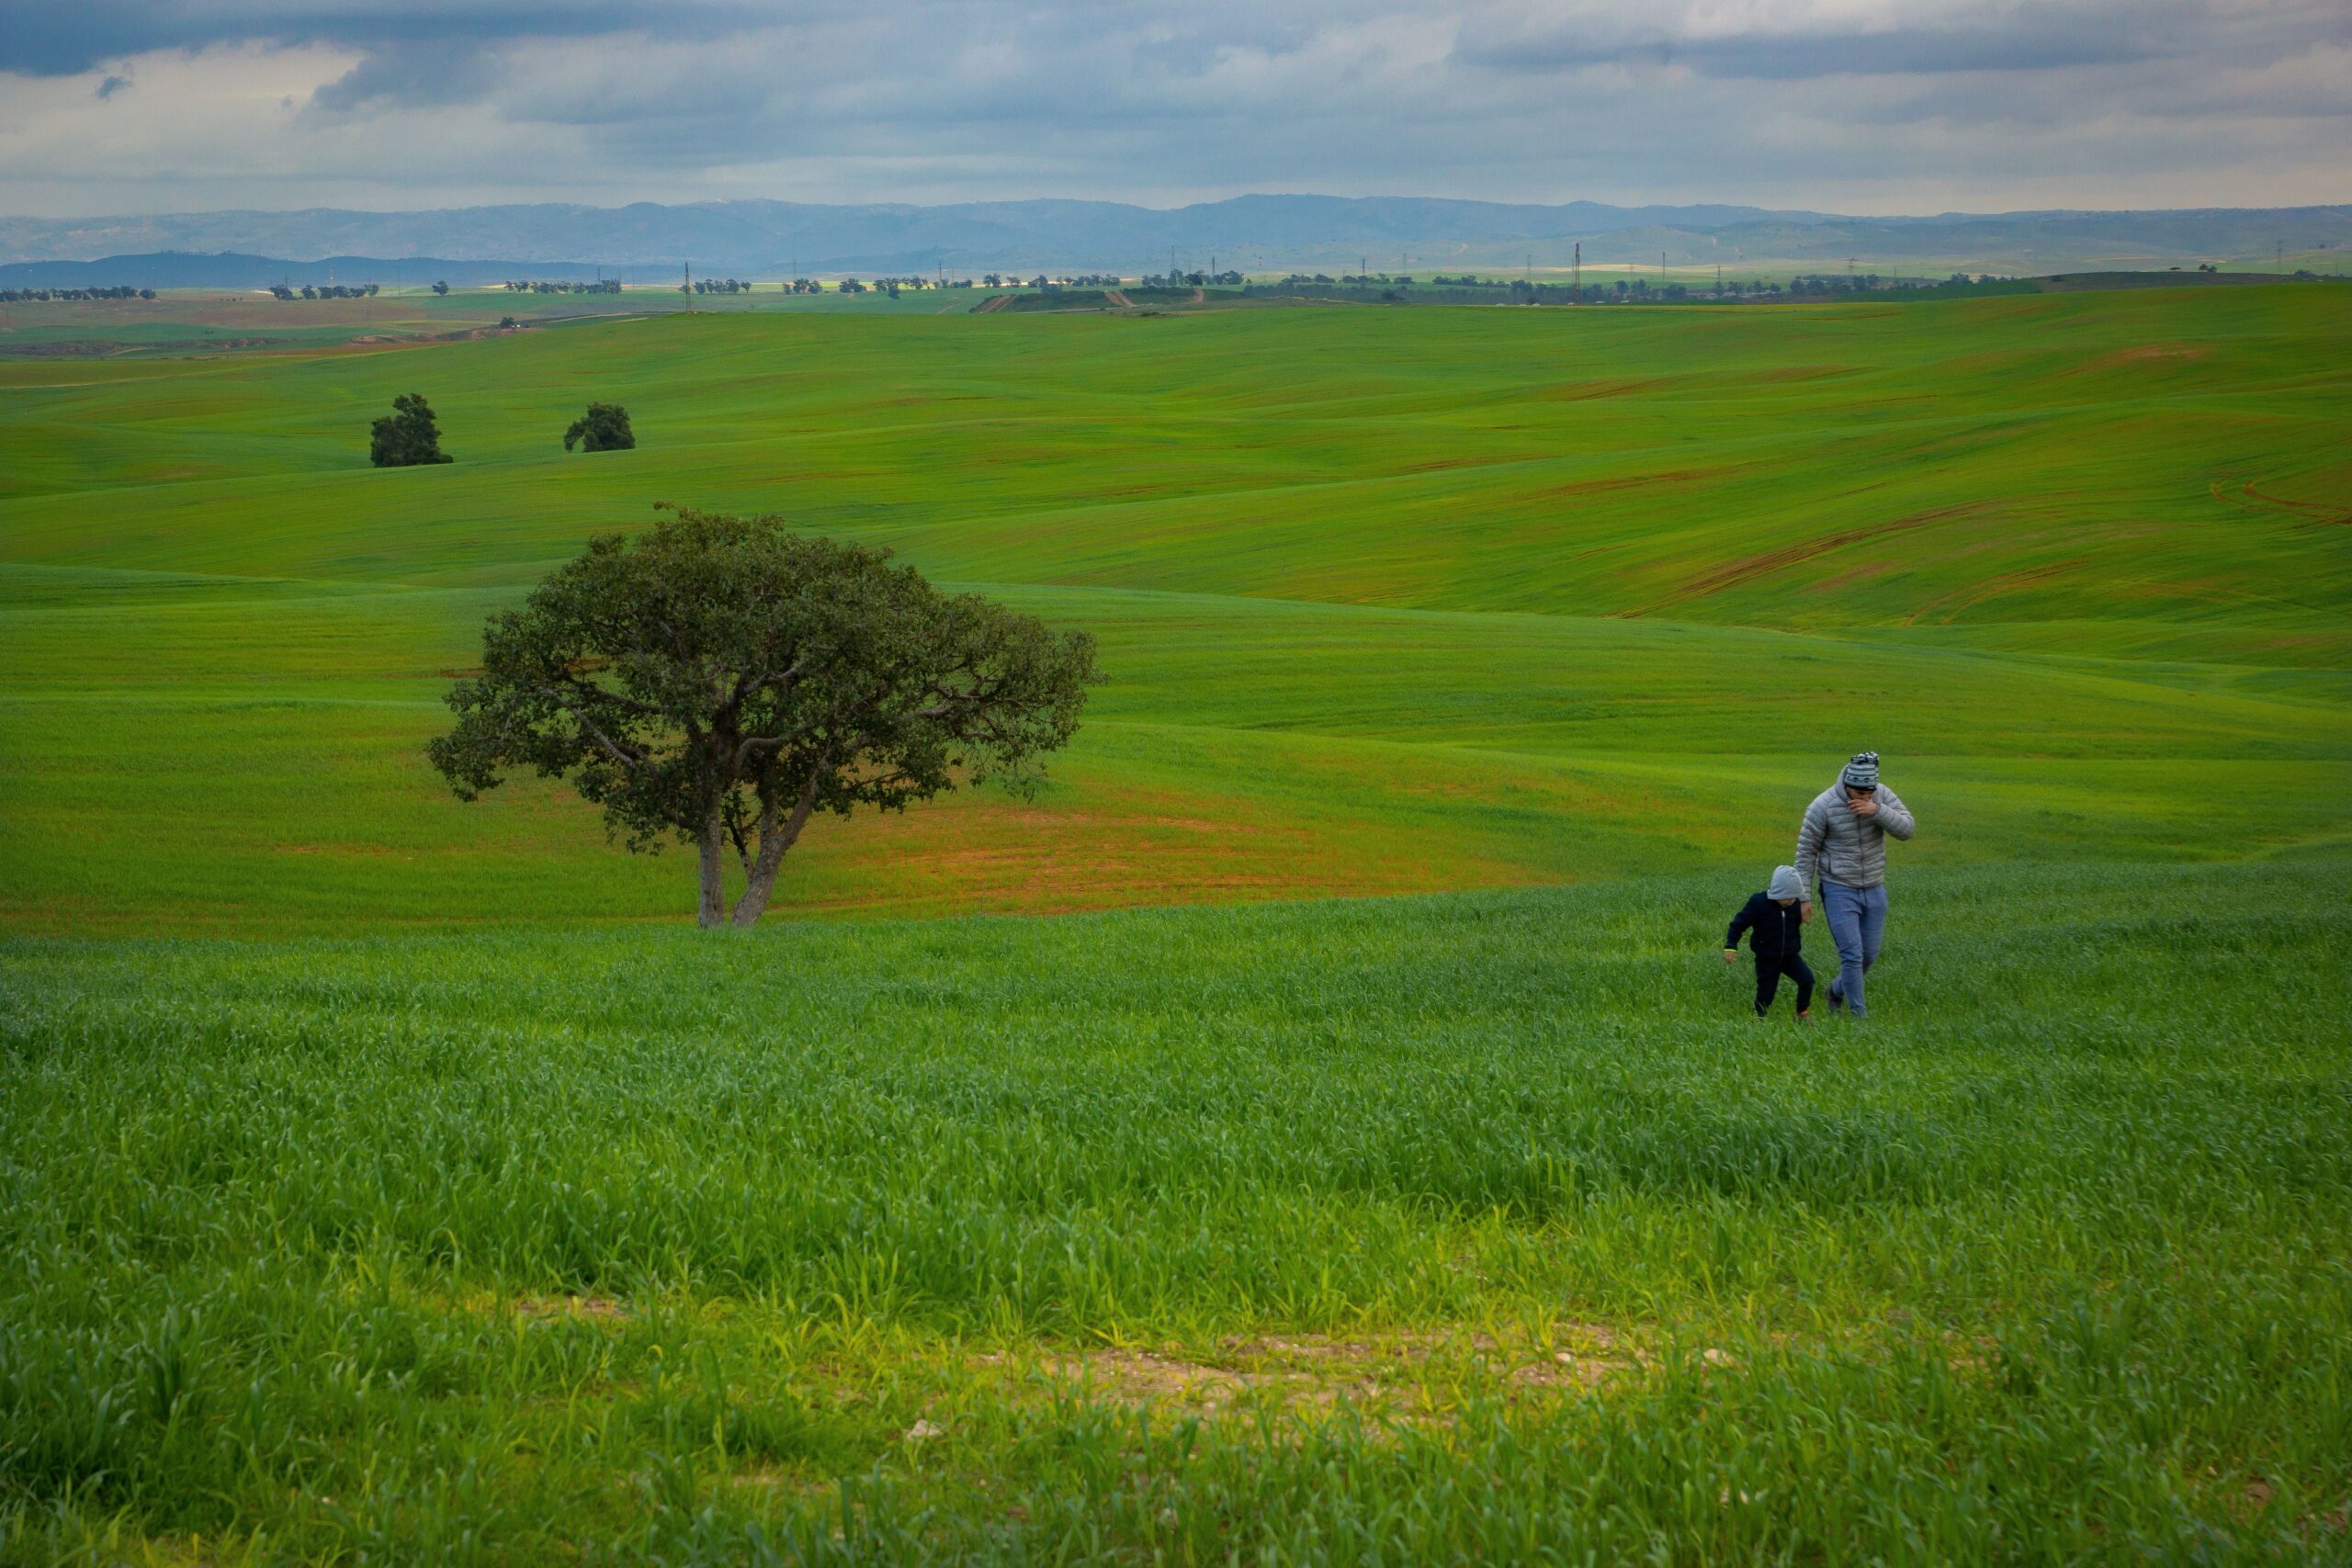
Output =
[
  {"x1": 697, "y1": 807, "x2": 728, "y2": 928},
  {"x1": 729, "y1": 773, "x2": 822, "y2": 928}
]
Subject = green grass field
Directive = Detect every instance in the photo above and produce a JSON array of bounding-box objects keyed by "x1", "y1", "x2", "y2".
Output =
[
  {"x1": 4, "y1": 286, "x2": 2347, "y2": 931},
  {"x1": 2, "y1": 287, "x2": 2349, "y2": 1561}
]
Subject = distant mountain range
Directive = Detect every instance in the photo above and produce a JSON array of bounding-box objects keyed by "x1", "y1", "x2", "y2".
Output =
[
  {"x1": 0, "y1": 252, "x2": 607, "y2": 288},
  {"x1": 3, "y1": 197, "x2": 2346, "y2": 284}
]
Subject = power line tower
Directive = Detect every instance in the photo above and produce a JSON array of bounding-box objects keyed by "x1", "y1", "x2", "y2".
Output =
[{"x1": 1573, "y1": 242, "x2": 1581, "y2": 304}]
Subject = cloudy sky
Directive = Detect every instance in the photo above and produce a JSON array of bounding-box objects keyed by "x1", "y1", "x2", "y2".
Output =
[{"x1": 1, "y1": 1, "x2": 2346, "y2": 216}]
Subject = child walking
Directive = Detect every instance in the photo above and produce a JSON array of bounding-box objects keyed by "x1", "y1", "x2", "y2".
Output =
[{"x1": 1724, "y1": 864, "x2": 1814, "y2": 1021}]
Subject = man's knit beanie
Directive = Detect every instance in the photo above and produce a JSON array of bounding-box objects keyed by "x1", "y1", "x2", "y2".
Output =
[{"x1": 1841, "y1": 751, "x2": 1881, "y2": 789}]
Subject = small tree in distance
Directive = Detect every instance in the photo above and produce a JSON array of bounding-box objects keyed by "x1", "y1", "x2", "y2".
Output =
[
  {"x1": 563, "y1": 402, "x2": 635, "y2": 452},
  {"x1": 428, "y1": 505, "x2": 1098, "y2": 927},
  {"x1": 432, "y1": 280, "x2": 449, "y2": 296},
  {"x1": 369, "y1": 393, "x2": 451, "y2": 468}
]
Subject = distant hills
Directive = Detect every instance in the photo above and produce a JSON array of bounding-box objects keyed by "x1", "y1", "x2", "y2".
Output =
[
  {"x1": 0, "y1": 252, "x2": 605, "y2": 289},
  {"x1": 3, "y1": 197, "x2": 2346, "y2": 283}
]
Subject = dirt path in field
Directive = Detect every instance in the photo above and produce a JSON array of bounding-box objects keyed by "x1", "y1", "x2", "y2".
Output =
[
  {"x1": 976, "y1": 293, "x2": 1016, "y2": 314},
  {"x1": 1105, "y1": 290, "x2": 1134, "y2": 307}
]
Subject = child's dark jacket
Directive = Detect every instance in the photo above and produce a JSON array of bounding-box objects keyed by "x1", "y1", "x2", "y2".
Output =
[{"x1": 1726, "y1": 893, "x2": 1804, "y2": 958}]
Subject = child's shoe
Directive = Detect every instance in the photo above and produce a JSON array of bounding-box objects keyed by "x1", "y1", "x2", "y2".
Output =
[{"x1": 1796, "y1": 1010, "x2": 1811, "y2": 1026}]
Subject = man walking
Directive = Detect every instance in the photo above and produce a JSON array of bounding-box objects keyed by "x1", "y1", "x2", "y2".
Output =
[{"x1": 1795, "y1": 751, "x2": 1916, "y2": 1018}]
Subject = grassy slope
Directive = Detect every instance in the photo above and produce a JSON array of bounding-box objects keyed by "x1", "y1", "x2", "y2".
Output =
[
  {"x1": 4, "y1": 863, "x2": 2349, "y2": 1560},
  {"x1": 2, "y1": 288, "x2": 2347, "y2": 932},
  {"x1": 2, "y1": 289, "x2": 2349, "y2": 1559}
]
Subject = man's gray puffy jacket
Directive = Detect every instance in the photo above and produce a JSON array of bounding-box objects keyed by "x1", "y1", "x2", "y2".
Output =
[{"x1": 1795, "y1": 777, "x2": 1915, "y2": 892}]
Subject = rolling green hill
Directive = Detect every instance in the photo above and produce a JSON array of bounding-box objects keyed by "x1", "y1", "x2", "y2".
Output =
[
  {"x1": 2, "y1": 285, "x2": 2349, "y2": 1561},
  {"x1": 2, "y1": 287, "x2": 2346, "y2": 931}
]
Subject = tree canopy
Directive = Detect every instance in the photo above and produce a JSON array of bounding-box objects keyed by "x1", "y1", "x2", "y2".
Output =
[
  {"x1": 368, "y1": 393, "x2": 451, "y2": 468},
  {"x1": 563, "y1": 402, "x2": 635, "y2": 453},
  {"x1": 428, "y1": 506, "x2": 1098, "y2": 926}
]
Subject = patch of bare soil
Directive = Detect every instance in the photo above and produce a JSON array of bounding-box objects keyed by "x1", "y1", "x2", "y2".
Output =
[
  {"x1": 513, "y1": 1293, "x2": 629, "y2": 1323},
  {"x1": 976, "y1": 1325, "x2": 1648, "y2": 1425}
]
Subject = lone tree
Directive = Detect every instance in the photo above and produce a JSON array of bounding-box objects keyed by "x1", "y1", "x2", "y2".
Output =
[
  {"x1": 369, "y1": 393, "x2": 451, "y2": 467},
  {"x1": 428, "y1": 505, "x2": 1097, "y2": 927},
  {"x1": 563, "y1": 401, "x2": 635, "y2": 452}
]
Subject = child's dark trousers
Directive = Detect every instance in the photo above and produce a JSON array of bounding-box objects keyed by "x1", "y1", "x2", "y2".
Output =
[{"x1": 1755, "y1": 953, "x2": 1814, "y2": 1017}]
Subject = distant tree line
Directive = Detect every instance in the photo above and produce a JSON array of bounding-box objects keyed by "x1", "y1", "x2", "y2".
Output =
[
  {"x1": 975, "y1": 274, "x2": 1147, "y2": 290},
  {"x1": 269, "y1": 284, "x2": 379, "y2": 300},
  {"x1": 0, "y1": 286, "x2": 156, "y2": 302},
  {"x1": 509, "y1": 279, "x2": 622, "y2": 295},
  {"x1": 1246, "y1": 268, "x2": 2044, "y2": 307},
  {"x1": 839, "y1": 276, "x2": 978, "y2": 294}
]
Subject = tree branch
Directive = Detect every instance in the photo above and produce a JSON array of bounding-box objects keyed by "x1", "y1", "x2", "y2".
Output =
[{"x1": 535, "y1": 687, "x2": 649, "y2": 771}]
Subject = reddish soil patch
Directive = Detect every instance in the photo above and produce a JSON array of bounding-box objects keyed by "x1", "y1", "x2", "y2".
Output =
[
  {"x1": 1626, "y1": 502, "x2": 1990, "y2": 615},
  {"x1": 1531, "y1": 465, "x2": 1737, "y2": 502},
  {"x1": 1901, "y1": 553, "x2": 2092, "y2": 624},
  {"x1": 2240, "y1": 479, "x2": 2349, "y2": 525},
  {"x1": 1538, "y1": 378, "x2": 1670, "y2": 402}
]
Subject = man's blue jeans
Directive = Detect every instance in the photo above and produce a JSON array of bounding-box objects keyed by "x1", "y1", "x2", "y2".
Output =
[{"x1": 1819, "y1": 880, "x2": 1889, "y2": 1017}]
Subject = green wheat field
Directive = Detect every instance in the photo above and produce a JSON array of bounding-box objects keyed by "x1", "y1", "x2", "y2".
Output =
[{"x1": 3, "y1": 285, "x2": 2350, "y2": 1562}]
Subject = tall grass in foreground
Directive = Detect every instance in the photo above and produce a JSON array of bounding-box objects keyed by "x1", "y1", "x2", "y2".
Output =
[{"x1": 5, "y1": 860, "x2": 2349, "y2": 1562}]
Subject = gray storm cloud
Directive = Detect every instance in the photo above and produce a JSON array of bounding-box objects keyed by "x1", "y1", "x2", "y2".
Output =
[{"x1": 2, "y1": 0, "x2": 2346, "y2": 213}]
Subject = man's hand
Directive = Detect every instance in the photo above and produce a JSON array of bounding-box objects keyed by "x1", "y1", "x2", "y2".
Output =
[
  {"x1": 1723, "y1": 949, "x2": 1738, "y2": 965},
  {"x1": 1800, "y1": 901, "x2": 1813, "y2": 924},
  {"x1": 1848, "y1": 792, "x2": 1880, "y2": 817}
]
